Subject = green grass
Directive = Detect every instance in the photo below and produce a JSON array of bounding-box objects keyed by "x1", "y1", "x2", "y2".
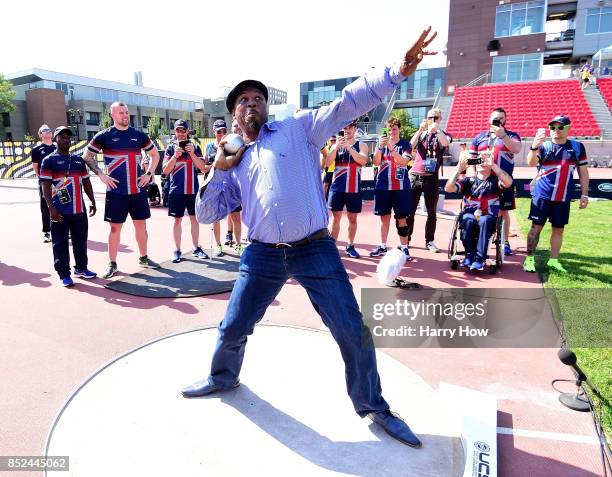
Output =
[{"x1": 514, "y1": 198, "x2": 612, "y2": 441}]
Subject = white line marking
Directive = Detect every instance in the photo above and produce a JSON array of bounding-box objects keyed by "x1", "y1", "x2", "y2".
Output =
[{"x1": 497, "y1": 427, "x2": 602, "y2": 445}]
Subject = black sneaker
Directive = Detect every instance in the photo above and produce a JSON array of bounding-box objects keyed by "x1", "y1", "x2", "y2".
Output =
[
  {"x1": 139, "y1": 255, "x2": 161, "y2": 269},
  {"x1": 224, "y1": 231, "x2": 234, "y2": 246},
  {"x1": 43, "y1": 232, "x2": 51, "y2": 243},
  {"x1": 369, "y1": 245, "x2": 387, "y2": 257}
]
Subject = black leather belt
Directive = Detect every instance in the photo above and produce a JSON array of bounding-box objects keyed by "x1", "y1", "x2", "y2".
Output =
[{"x1": 252, "y1": 229, "x2": 330, "y2": 248}]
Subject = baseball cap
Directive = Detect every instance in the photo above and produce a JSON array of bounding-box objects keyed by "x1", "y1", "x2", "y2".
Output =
[
  {"x1": 174, "y1": 119, "x2": 189, "y2": 130},
  {"x1": 53, "y1": 126, "x2": 72, "y2": 141},
  {"x1": 38, "y1": 124, "x2": 51, "y2": 134},
  {"x1": 548, "y1": 115, "x2": 571, "y2": 126},
  {"x1": 213, "y1": 119, "x2": 227, "y2": 131},
  {"x1": 346, "y1": 119, "x2": 359, "y2": 127},
  {"x1": 225, "y1": 79, "x2": 269, "y2": 113}
]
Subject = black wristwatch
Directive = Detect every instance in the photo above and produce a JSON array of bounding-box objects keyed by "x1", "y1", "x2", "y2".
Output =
[
  {"x1": 145, "y1": 171, "x2": 152, "y2": 176},
  {"x1": 529, "y1": 146, "x2": 539, "y2": 151}
]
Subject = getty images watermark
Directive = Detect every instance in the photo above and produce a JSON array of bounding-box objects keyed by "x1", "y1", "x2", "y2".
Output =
[{"x1": 359, "y1": 288, "x2": 609, "y2": 348}]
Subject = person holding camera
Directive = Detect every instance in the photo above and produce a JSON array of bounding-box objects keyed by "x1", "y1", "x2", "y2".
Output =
[
  {"x1": 444, "y1": 151, "x2": 513, "y2": 271},
  {"x1": 523, "y1": 116, "x2": 589, "y2": 274},
  {"x1": 163, "y1": 120, "x2": 209, "y2": 263},
  {"x1": 83, "y1": 101, "x2": 161, "y2": 279},
  {"x1": 369, "y1": 117, "x2": 413, "y2": 258},
  {"x1": 407, "y1": 107, "x2": 451, "y2": 253},
  {"x1": 469, "y1": 108, "x2": 521, "y2": 256},
  {"x1": 326, "y1": 120, "x2": 369, "y2": 258},
  {"x1": 224, "y1": 120, "x2": 244, "y2": 250},
  {"x1": 40, "y1": 127, "x2": 97, "y2": 286},
  {"x1": 31, "y1": 124, "x2": 56, "y2": 243}
]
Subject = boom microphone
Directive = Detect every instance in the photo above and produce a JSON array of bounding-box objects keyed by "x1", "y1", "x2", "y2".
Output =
[{"x1": 558, "y1": 348, "x2": 587, "y2": 382}]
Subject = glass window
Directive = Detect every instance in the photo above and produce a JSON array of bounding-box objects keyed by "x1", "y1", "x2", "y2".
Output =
[
  {"x1": 491, "y1": 53, "x2": 542, "y2": 82},
  {"x1": 586, "y1": 7, "x2": 612, "y2": 34},
  {"x1": 495, "y1": 1, "x2": 544, "y2": 37}
]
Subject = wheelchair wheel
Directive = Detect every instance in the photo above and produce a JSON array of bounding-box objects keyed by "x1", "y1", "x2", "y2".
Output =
[
  {"x1": 495, "y1": 217, "x2": 505, "y2": 269},
  {"x1": 448, "y1": 212, "x2": 462, "y2": 263}
]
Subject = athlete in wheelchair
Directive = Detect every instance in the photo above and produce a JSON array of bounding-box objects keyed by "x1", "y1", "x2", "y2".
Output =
[{"x1": 444, "y1": 151, "x2": 513, "y2": 273}]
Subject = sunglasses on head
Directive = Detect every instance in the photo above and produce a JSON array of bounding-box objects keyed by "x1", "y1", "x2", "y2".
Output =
[
  {"x1": 549, "y1": 125, "x2": 568, "y2": 131},
  {"x1": 427, "y1": 116, "x2": 439, "y2": 120}
]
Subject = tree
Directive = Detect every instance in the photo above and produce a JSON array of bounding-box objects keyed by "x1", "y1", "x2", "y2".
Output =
[
  {"x1": 99, "y1": 112, "x2": 113, "y2": 130},
  {"x1": 0, "y1": 74, "x2": 16, "y2": 114},
  {"x1": 148, "y1": 109, "x2": 161, "y2": 140},
  {"x1": 160, "y1": 125, "x2": 170, "y2": 136},
  {"x1": 0, "y1": 73, "x2": 16, "y2": 140},
  {"x1": 193, "y1": 120, "x2": 204, "y2": 138},
  {"x1": 390, "y1": 109, "x2": 418, "y2": 141}
]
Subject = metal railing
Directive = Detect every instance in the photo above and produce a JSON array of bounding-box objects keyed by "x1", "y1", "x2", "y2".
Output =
[{"x1": 464, "y1": 73, "x2": 490, "y2": 87}]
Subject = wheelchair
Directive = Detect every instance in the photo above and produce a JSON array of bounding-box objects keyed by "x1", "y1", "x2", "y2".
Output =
[{"x1": 447, "y1": 203, "x2": 505, "y2": 274}]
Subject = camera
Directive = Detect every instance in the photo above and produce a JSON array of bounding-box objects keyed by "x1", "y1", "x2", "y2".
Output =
[
  {"x1": 178, "y1": 140, "x2": 189, "y2": 149},
  {"x1": 491, "y1": 119, "x2": 502, "y2": 127},
  {"x1": 467, "y1": 157, "x2": 482, "y2": 165},
  {"x1": 337, "y1": 130, "x2": 344, "y2": 137}
]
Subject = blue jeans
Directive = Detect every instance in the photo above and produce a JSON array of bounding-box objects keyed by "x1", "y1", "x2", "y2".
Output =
[
  {"x1": 460, "y1": 213, "x2": 496, "y2": 260},
  {"x1": 208, "y1": 235, "x2": 389, "y2": 417}
]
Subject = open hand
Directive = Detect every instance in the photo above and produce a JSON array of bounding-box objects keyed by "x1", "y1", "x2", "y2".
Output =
[
  {"x1": 400, "y1": 27, "x2": 438, "y2": 77},
  {"x1": 99, "y1": 173, "x2": 119, "y2": 189}
]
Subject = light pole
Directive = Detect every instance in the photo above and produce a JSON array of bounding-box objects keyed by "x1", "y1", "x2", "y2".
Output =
[{"x1": 68, "y1": 108, "x2": 82, "y2": 141}]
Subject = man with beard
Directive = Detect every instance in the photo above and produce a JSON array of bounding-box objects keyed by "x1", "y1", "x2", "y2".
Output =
[{"x1": 182, "y1": 28, "x2": 437, "y2": 450}]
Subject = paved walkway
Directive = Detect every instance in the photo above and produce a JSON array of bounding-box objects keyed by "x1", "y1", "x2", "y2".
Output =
[{"x1": 0, "y1": 178, "x2": 606, "y2": 476}]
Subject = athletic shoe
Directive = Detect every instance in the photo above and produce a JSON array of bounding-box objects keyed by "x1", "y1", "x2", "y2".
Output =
[
  {"x1": 504, "y1": 241, "x2": 513, "y2": 256},
  {"x1": 461, "y1": 255, "x2": 473, "y2": 268},
  {"x1": 224, "y1": 231, "x2": 234, "y2": 246},
  {"x1": 345, "y1": 245, "x2": 360, "y2": 258},
  {"x1": 234, "y1": 244, "x2": 244, "y2": 256},
  {"x1": 426, "y1": 241, "x2": 440, "y2": 253},
  {"x1": 369, "y1": 245, "x2": 387, "y2": 257},
  {"x1": 102, "y1": 262, "x2": 118, "y2": 279},
  {"x1": 74, "y1": 268, "x2": 97, "y2": 279},
  {"x1": 43, "y1": 232, "x2": 51, "y2": 243},
  {"x1": 192, "y1": 247, "x2": 209, "y2": 259},
  {"x1": 523, "y1": 256, "x2": 536, "y2": 273},
  {"x1": 547, "y1": 258, "x2": 567, "y2": 273},
  {"x1": 215, "y1": 245, "x2": 225, "y2": 257},
  {"x1": 470, "y1": 260, "x2": 485, "y2": 271},
  {"x1": 172, "y1": 250, "x2": 182, "y2": 263},
  {"x1": 399, "y1": 246, "x2": 413, "y2": 262},
  {"x1": 139, "y1": 256, "x2": 161, "y2": 269},
  {"x1": 60, "y1": 276, "x2": 74, "y2": 287}
]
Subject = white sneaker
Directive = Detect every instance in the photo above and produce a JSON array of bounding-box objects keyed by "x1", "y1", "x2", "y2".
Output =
[{"x1": 426, "y1": 241, "x2": 439, "y2": 253}]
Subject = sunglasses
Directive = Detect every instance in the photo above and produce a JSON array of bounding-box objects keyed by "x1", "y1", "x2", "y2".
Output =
[
  {"x1": 215, "y1": 129, "x2": 227, "y2": 134},
  {"x1": 427, "y1": 116, "x2": 439, "y2": 121},
  {"x1": 549, "y1": 125, "x2": 569, "y2": 131}
]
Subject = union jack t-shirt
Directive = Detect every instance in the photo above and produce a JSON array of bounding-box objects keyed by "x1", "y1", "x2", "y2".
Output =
[
  {"x1": 470, "y1": 129, "x2": 521, "y2": 176},
  {"x1": 87, "y1": 127, "x2": 155, "y2": 195},
  {"x1": 375, "y1": 139, "x2": 412, "y2": 191},
  {"x1": 39, "y1": 152, "x2": 89, "y2": 215},
  {"x1": 456, "y1": 176, "x2": 501, "y2": 217},
  {"x1": 330, "y1": 141, "x2": 362, "y2": 193},
  {"x1": 163, "y1": 142, "x2": 203, "y2": 195},
  {"x1": 533, "y1": 140, "x2": 588, "y2": 202}
]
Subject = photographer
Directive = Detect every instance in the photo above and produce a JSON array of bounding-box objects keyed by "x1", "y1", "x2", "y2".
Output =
[
  {"x1": 469, "y1": 108, "x2": 521, "y2": 256},
  {"x1": 407, "y1": 107, "x2": 451, "y2": 253},
  {"x1": 223, "y1": 119, "x2": 244, "y2": 251},
  {"x1": 163, "y1": 120, "x2": 208, "y2": 263},
  {"x1": 523, "y1": 115, "x2": 589, "y2": 274},
  {"x1": 444, "y1": 151, "x2": 512, "y2": 271},
  {"x1": 40, "y1": 127, "x2": 97, "y2": 286},
  {"x1": 369, "y1": 118, "x2": 413, "y2": 258}
]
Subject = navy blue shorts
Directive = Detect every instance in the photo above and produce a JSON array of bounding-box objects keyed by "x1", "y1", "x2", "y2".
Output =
[
  {"x1": 500, "y1": 185, "x2": 516, "y2": 211},
  {"x1": 328, "y1": 190, "x2": 362, "y2": 213},
  {"x1": 528, "y1": 197, "x2": 571, "y2": 228},
  {"x1": 373, "y1": 189, "x2": 412, "y2": 217},
  {"x1": 231, "y1": 205, "x2": 242, "y2": 213},
  {"x1": 168, "y1": 193, "x2": 196, "y2": 217},
  {"x1": 323, "y1": 171, "x2": 333, "y2": 184},
  {"x1": 104, "y1": 191, "x2": 151, "y2": 223}
]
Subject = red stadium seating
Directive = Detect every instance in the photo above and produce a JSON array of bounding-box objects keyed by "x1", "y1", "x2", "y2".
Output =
[
  {"x1": 445, "y1": 79, "x2": 601, "y2": 139},
  {"x1": 596, "y1": 77, "x2": 612, "y2": 111}
]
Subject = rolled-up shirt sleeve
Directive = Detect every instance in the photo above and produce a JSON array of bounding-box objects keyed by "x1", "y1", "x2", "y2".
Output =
[{"x1": 296, "y1": 64, "x2": 406, "y2": 150}]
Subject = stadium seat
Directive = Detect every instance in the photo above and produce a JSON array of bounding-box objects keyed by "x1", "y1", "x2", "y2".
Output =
[{"x1": 446, "y1": 79, "x2": 601, "y2": 140}]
